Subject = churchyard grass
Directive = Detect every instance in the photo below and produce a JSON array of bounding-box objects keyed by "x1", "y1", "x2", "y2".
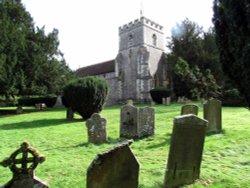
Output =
[{"x1": 0, "y1": 104, "x2": 249, "y2": 187}]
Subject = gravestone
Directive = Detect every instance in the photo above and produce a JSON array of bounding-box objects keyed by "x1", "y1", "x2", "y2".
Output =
[
  {"x1": 181, "y1": 104, "x2": 199, "y2": 116},
  {"x1": 138, "y1": 107, "x2": 154, "y2": 138},
  {"x1": 86, "y1": 113, "x2": 107, "y2": 144},
  {"x1": 166, "y1": 97, "x2": 171, "y2": 105},
  {"x1": 203, "y1": 99, "x2": 222, "y2": 133},
  {"x1": 120, "y1": 104, "x2": 155, "y2": 139},
  {"x1": 164, "y1": 115, "x2": 207, "y2": 188},
  {"x1": 66, "y1": 108, "x2": 74, "y2": 120},
  {"x1": 126, "y1": 99, "x2": 133, "y2": 105},
  {"x1": 162, "y1": 98, "x2": 166, "y2": 105},
  {"x1": 16, "y1": 106, "x2": 23, "y2": 114},
  {"x1": 120, "y1": 104, "x2": 138, "y2": 138},
  {"x1": 87, "y1": 140, "x2": 139, "y2": 188},
  {"x1": 0, "y1": 141, "x2": 49, "y2": 188}
]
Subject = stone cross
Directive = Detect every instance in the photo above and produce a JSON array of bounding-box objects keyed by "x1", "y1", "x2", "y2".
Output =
[
  {"x1": 86, "y1": 113, "x2": 107, "y2": 145},
  {"x1": 203, "y1": 98, "x2": 222, "y2": 133},
  {"x1": 181, "y1": 104, "x2": 199, "y2": 115},
  {"x1": 87, "y1": 140, "x2": 140, "y2": 188},
  {"x1": 164, "y1": 115, "x2": 207, "y2": 188},
  {"x1": 0, "y1": 141, "x2": 49, "y2": 188}
]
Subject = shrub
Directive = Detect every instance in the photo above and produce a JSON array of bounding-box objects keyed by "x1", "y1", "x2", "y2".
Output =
[
  {"x1": 18, "y1": 96, "x2": 57, "y2": 107},
  {"x1": 222, "y1": 88, "x2": 246, "y2": 107},
  {"x1": 63, "y1": 77, "x2": 109, "y2": 120},
  {"x1": 150, "y1": 87, "x2": 171, "y2": 104}
]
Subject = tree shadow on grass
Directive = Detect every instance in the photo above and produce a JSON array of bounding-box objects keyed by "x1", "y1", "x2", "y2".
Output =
[{"x1": 0, "y1": 118, "x2": 76, "y2": 130}]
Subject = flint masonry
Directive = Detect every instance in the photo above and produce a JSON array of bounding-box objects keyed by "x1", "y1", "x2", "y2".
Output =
[{"x1": 76, "y1": 17, "x2": 171, "y2": 105}]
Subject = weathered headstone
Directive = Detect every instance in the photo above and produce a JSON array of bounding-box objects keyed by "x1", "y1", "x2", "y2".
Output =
[
  {"x1": 181, "y1": 104, "x2": 199, "y2": 116},
  {"x1": 162, "y1": 98, "x2": 166, "y2": 105},
  {"x1": 166, "y1": 97, "x2": 171, "y2": 105},
  {"x1": 86, "y1": 113, "x2": 107, "y2": 145},
  {"x1": 120, "y1": 104, "x2": 138, "y2": 138},
  {"x1": 55, "y1": 96, "x2": 62, "y2": 107},
  {"x1": 66, "y1": 108, "x2": 74, "y2": 120},
  {"x1": 126, "y1": 99, "x2": 134, "y2": 105},
  {"x1": 0, "y1": 141, "x2": 49, "y2": 188},
  {"x1": 203, "y1": 99, "x2": 222, "y2": 133},
  {"x1": 87, "y1": 140, "x2": 140, "y2": 188},
  {"x1": 138, "y1": 107, "x2": 154, "y2": 138},
  {"x1": 164, "y1": 115, "x2": 207, "y2": 188},
  {"x1": 16, "y1": 106, "x2": 23, "y2": 114},
  {"x1": 120, "y1": 104, "x2": 155, "y2": 139}
]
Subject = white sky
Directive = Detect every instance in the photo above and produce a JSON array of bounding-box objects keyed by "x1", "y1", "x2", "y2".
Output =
[{"x1": 22, "y1": 0, "x2": 214, "y2": 70}]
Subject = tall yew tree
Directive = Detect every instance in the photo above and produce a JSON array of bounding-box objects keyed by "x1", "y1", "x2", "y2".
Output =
[
  {"x1": 213, "y1": 0, "x2": 250, "y2": 108},
  {"x1": 0, "y1": 0, "x2": 72, "y2": 99}
]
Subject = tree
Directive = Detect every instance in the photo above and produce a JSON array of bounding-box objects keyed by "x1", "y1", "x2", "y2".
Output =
[
  {"x1": 174, "y1": 57, "x2": 221, "y2": 100},
  {"x1": 0, "y1": 0, "x2": 73, "y2": 100},
  {"x1": 63, "y1": 77, "x2": 109, "y2": 120},
  {"x1": 213, "y1": 0, "x2": 250, "y2": 108}
]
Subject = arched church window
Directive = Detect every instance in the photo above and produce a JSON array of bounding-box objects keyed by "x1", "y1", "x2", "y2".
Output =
[
  {"x1": 128, "y1": 33, "x2": 133, "y2": 47},
  {"x1": 152, "y1": 34, "x2": 157, "y2": 46}
]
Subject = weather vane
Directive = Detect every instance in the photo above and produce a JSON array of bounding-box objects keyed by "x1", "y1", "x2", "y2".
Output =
[{"x1": 140, "y1": 0, "x2": 144, "y2": 18}]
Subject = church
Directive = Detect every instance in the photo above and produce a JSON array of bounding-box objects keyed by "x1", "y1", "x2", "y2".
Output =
[{"x1": 76, "y1": 16, "x2": 172, "y2": 105}]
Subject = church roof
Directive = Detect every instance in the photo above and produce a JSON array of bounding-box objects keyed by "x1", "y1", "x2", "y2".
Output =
[{"x1": 75, "y1": 60, "x2": 115, "y2": 77}]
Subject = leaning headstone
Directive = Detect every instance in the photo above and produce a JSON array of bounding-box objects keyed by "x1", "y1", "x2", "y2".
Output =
[
  {"x1": 120, "y1": 104, "x2": 138, "y2": 139},
  {"x1": 87, "y1": 140, "x2": 139, "y2": 188},
  {"x1": 66, "y1": 108, "x2": 74, "y2": 120},
  {"x1": 162, "y1": 98, "x2": 167, "y2": 105},
  {"x1": 0, "y1": 141, "x2": 49, "y2": 188},
  {"x1": 86, "y1": 113, "x2": 107, "y2": 145},
  {"x1": 164, "y1": 115, "x2": 207, "y2": 188},
  {"x1": 181, "y1": 104, "x2": 199, "y2": 116},
  {"x1": 138, "y1": 107, "x2": 154, "y2": 138},
  {"x1": 203, "y1": 99, "x2": 222, "y2": 133}
]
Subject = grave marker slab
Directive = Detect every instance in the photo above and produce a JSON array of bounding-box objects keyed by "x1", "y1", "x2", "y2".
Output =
[
  {"x1": 138, "y1": 107, "x2": 154, "y2": 138},
  {"x1": 164, "y1": 115, "x2": 207, "y2": 188},
  {"x1": 203, "y1": 99, "x2": 222, "y2": 133},
  {"x1": 181, "y1": 104, "x2": 199, "y2": 116},
  {"x1": 86, "y1": 113, "x2": 107, "y2": 144},
  {"x1": 87, "y1": 141, "x2": 140, "y2": 188},
  {"x1": 0, "y1": 142, "x2": 49, "y2": 188},
  {"x1": 120, "y1": 104, "x2": 138, "y2": 138},
  {"x1": 66, "y1": 108, "x2": 74, "y2": 120}
]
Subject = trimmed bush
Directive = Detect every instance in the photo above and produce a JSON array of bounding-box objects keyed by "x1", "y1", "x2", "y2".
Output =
[
  {"x1": 18, "y1": 96, "x2": 57, "y2": 107},
  {"x1": 150, "y1": 87, "x2": 171, "y2": 104},
  {"x1": 63, "y1": 77, "x2": 109, "y2": 120},
  {"x1": 222, "y1": 88, "x2": 246, "y2": 107}
]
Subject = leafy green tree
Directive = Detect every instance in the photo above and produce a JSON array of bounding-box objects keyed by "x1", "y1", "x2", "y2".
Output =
[
  {"x1": 213, "y1": 0, "x2": 250, "y2": 108},
  {"x1": 174, "y1": 57, "x2": 221, "y2": 100},
  {"x1": 0, "y1": 0, "x2": 73, "y2": 100}
]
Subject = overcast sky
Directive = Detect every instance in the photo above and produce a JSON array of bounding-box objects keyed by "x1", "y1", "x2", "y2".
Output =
[{"x1": 22, "y1": 0, "x2": 214, "y2": 70}]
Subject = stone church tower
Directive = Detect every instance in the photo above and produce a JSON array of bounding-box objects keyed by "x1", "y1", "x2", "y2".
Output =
[
  {"x1": 115, "y1": 16, "x2": 165, "y2": 102},
  {"x1": 76, "y1": 16, "x2": 169, "y2": 105}
]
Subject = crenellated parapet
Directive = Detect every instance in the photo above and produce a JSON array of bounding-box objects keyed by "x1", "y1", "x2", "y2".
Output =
[{"x1": 119, "y1": 16, "x2": 163, "y2": 34}]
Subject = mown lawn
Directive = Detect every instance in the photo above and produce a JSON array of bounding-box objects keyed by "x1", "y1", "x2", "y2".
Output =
[{"x1": 0, "y1": 103, "x2": 249, "y2": 187}]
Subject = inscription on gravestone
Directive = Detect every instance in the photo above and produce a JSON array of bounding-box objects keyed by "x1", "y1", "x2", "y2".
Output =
[
  {"x1": 203, "y1": 99, "x2": 222, "y2": 133},
  {"x1": 0, "y1": 141, "x2": 49, "y2": 188},
  {"x1": 87, "y1": 140, "x2": 140, "y2": 188},
  {"x1": 181, "y1": 104, "x2": 199, "y2": 116},
  {"x1": 164, "y1": 115, "x2": 207, "y2": 188},
  {"x1": 86, "y1": 113, "x2": 107, "y2": 145}
]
